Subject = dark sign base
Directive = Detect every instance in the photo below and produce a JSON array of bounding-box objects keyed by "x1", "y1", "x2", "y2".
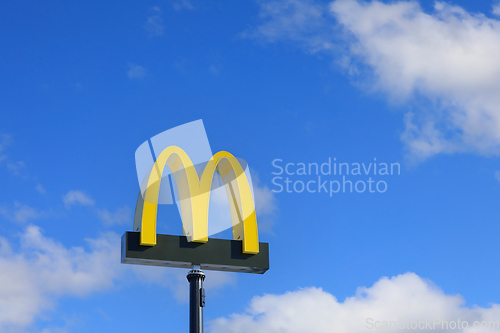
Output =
[{"x1": 121, "y1": 232, "x2": 269, "y2": 274}]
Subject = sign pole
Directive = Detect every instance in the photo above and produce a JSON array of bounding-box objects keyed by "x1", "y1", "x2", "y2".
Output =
[{"x1": 187, "y1": 266, "x2": 205, "y2": 333}]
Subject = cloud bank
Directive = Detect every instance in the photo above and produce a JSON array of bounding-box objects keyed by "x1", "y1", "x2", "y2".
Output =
[
  {"x1": 210, "y1": 272, "x2": 500, "y2": 333},
  {"x1": 144, "y1": 7, "x2": 164, "y2": 37},
  {"x1": 0, "y1": 202, "x2": 47, "y2": 224},
  {"x1": 128, "y1": 63, "x2": 147, "y2": 79},
  {"x1": 0, "y1": 224, "x2": 236, "y2": 331},
  {"x1": 253, "y1": 0, "x2": 500, "y2": 161},
  {"x1": 63, "y1": 190, "x2": 95, "y2": 208},
  {"x1": 0, "y1": 226, "x2": 121, "y2": 329}
]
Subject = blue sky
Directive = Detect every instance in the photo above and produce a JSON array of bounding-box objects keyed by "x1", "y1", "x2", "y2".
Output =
[{"x1": 1, "y1": 0, "x2": 500, "y2": 332}]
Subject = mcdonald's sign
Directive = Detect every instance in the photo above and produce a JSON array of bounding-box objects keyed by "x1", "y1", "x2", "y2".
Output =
[{"x1": 122, "y1": 121, "x2": 269, "y2": 274}]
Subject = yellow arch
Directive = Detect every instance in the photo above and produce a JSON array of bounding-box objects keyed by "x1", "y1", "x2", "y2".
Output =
[{"x1": 138, "y1": 146, "x2": 259, "y2": 254}]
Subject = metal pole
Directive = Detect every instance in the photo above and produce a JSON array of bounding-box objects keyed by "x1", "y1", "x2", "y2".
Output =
[{"x1": 187, "y1": 265, "x2": 205, "y2": 333}]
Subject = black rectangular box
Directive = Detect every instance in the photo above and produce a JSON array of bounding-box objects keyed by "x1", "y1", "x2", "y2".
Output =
[{"x1": 121, "y1": 232, "x2": 269, "y2": 274}]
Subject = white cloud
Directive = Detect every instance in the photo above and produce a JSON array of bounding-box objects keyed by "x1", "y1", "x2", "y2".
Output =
[
  {"x1": 253, "y1": 0, "x2": 500, "y2": 161},
  {"x1": 0, "y1": 202, "x2": 46, "y2": 224},
  {"x1": 0, "y1": 134, "x2": 28, "y2": 178},
  {"x1": 144, "y1": 7, "x2": 164, "y2": 37},
  {"x1": 493, "y1": 3, "x2": 500, "y2": 16},
  {"x1": 250, "y1": 0, "x2": 329, "y2": 48},
  {"x1": 210, "y1": 272, "x2": 500, "y2": 333},
  {"x1": 172, "y1": 0, "x2": 194, "y2": 12},
  {"x1": 128, "y1": 63, "x2": 147, "y2": 79},
  {"x1": 63, "y1": 191, "x2": 133, "y2": 226},
  {"x1": 331, "y1": 0, "x2": 500, "y2": 161},
  {"x1": 63, "y1": 190, "x2": 95, "y2": 208},
  {"x1": 0, "y1": 134, "x2": 11, "y2": 154},
  {"x1": 36, "y1": 183, "x2": 46, "y2": 194},
  {"x1": 6, "y1": 160, "x2": 26, "y2": 176},
  {"x1": 0, "y1": 222, "x2": 236, "y2": 331},
  {"x1": 0, "y1": 188, "x2": 238, "y2": 331},
  {"x1": 41, "y1": 328, "x2": 69, "y2": 333},
  {"x1": 0, "y1": 226, "x2": 122, "y2": 329},
  {"x1": 0, "y1": 136, "x2": 49, "y2": 196},
  {"x1": 97, "y1": 206, "x2": 133, "y2": 226}
]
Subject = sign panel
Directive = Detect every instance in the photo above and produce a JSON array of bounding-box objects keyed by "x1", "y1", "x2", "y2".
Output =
[
  {"x1": 122, "y1": 232, "x2": 269, "y2": 274},
  {"x1": 122, "y1": 120, "x2": 270, "y2": 273}
]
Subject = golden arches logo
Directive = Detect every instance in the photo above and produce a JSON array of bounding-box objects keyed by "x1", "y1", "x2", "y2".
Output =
[{"x1": 137, "y1": 146, "x2": 259, "y2": 254}]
